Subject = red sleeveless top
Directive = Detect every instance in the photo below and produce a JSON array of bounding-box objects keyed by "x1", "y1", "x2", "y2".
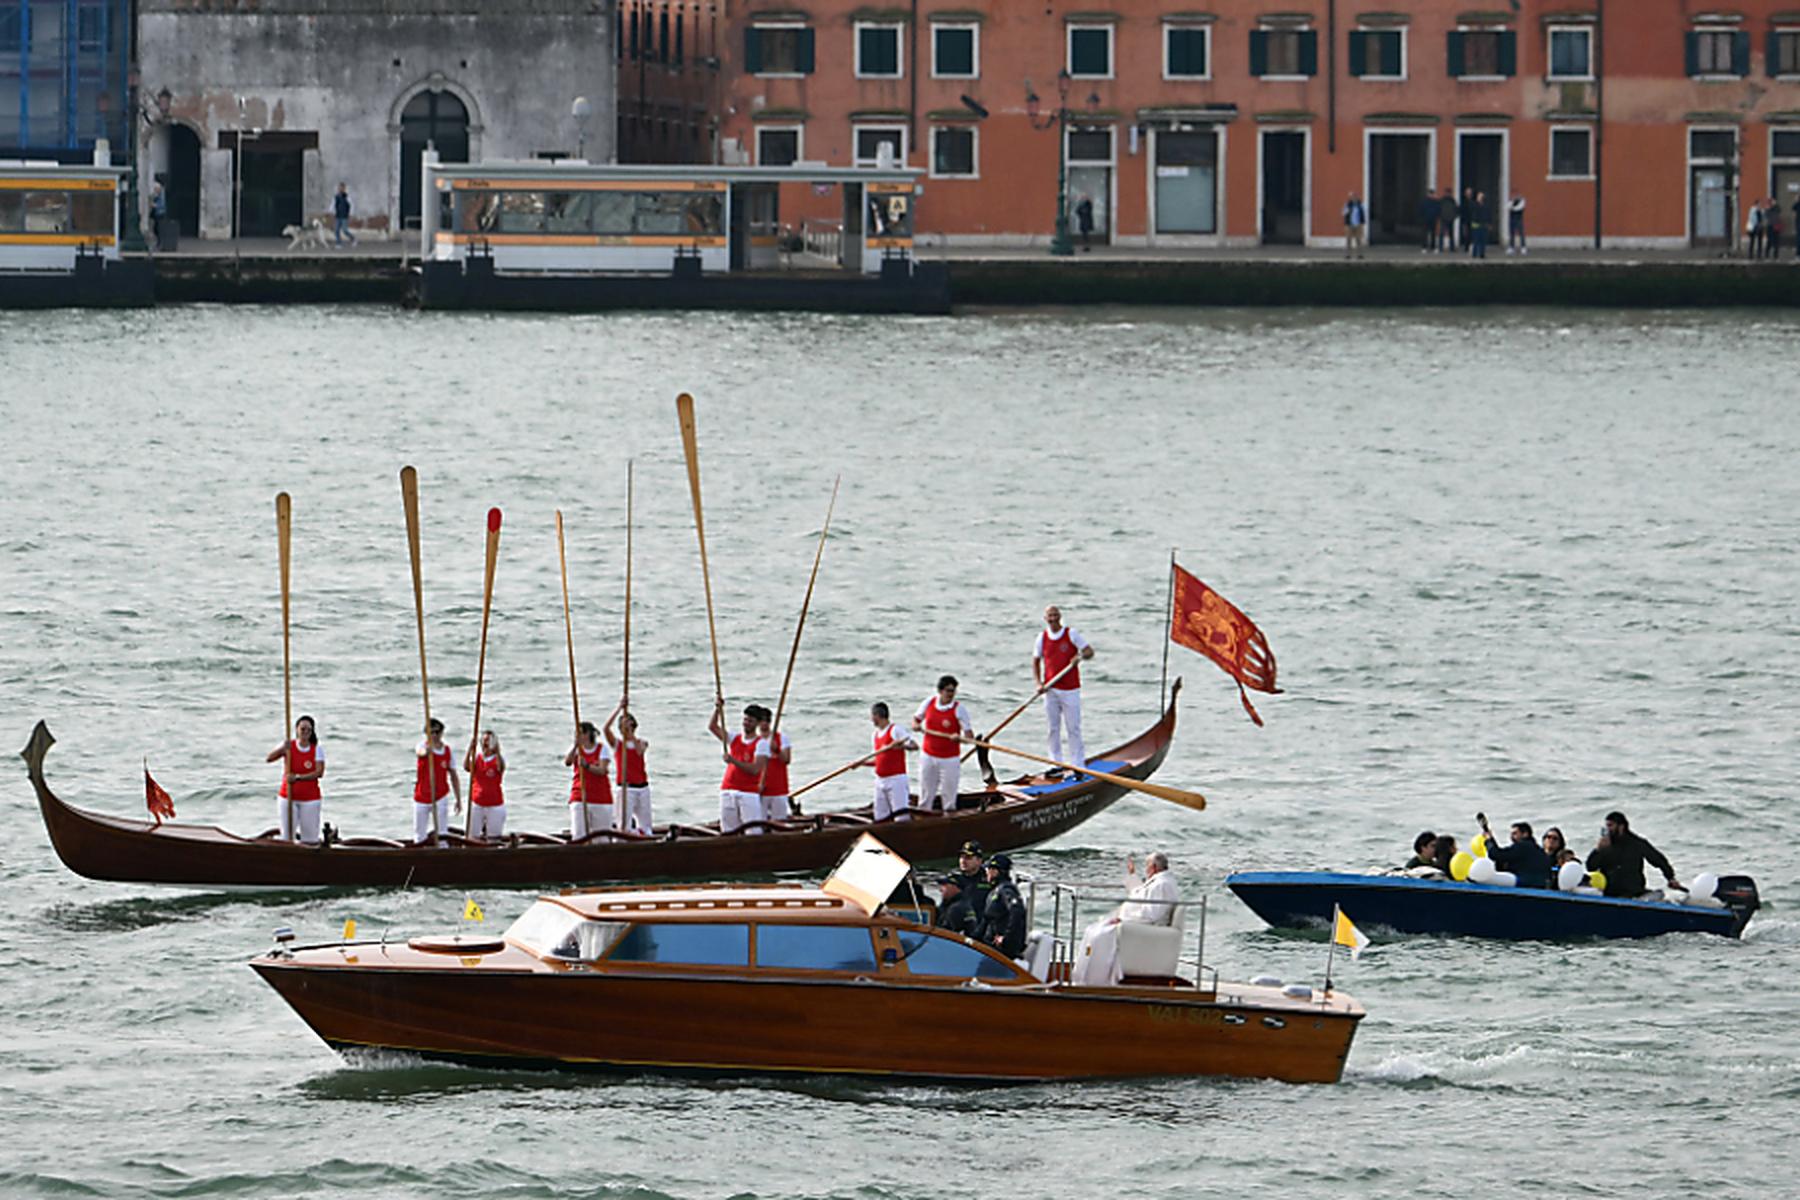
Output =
[
  {"x1": 919, "y1": 700, "x2": 963, "y2": 758},
  {"x1": 414, "y1": 743, "x2": 452, "y2": 804},
  {"x1": 470, "y1": 752, "x2": 504, "y2": 807},
  {"x1": 280, "y1": 740, "x2": 320, "y2": 801},
  {"x1": 758, "y1": 733, "x2": 790, "y2": 796},
  {"x1": 570, "y1": 743, "x2": 612, "y2": 805},
  {"x1": 721, "y1": 733, "x2": 760, "y2": 792},
  {"x1": 871, "y1": 725, "x2": 907, "y2": 778},
  {"x1": 1039, "y1": 628, "x2": 1082, "y2": 690},
  {"x1": 617, "y1": 740, "x2": 649, "y2": 788}
]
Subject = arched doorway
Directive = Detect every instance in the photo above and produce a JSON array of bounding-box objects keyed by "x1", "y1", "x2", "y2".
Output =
[
  {"x1": 166, "y1": 124, "x2": 201, "y2": 237},
  {"x1": 400, "y1": 90, "x2": 470, "y2": 233}
]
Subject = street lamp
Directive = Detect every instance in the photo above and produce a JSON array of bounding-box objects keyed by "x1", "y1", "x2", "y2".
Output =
[
  {"x1": 1025, "y1": 70, "x2": 1098, "y2": 258},
  {"x1": 233, "y1": 96, "x2": 262, "y2": 277},
  {"x1": 572, "y1": 96, "x2": 593, "y2": 161}
]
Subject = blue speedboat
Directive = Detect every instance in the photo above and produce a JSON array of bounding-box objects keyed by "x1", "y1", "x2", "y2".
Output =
[{"x1": 1226, "y1": 871, "x2": 1761, "y2": 940}]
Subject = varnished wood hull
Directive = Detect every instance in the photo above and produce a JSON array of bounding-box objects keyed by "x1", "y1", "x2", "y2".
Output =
[
  {"x1": 250, "y1": 958, "x2": 1361, "y2": 1084},
  {"x1": 22, "y1": 687, "x2": 1179, "y2": 890}
]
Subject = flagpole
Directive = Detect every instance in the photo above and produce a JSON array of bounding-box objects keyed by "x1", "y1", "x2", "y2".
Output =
[
  {"x1": 1159, "y1": 548, "x2": 1175, "y2": 711},
  {"x1": 1323, "y1": 902, "x2": 1339, "y2": 994}
]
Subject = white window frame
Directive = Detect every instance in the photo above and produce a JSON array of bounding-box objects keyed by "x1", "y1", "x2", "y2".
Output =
[
  {"x1": 1066, "y1": 23, "x2": 1114, "y2": 80},
  {"x1": 1545, "y1": 24, "x2": 1593, "y2": 81},
  {"x1": 755, "y1": 123, "x2": 805, "y2": 167},
  {"x1": 852, "y1": 123, "x2": 908, "y2": 168},
  {"x1": 1774, "y1": 27, "x2": 1800, "y2": 79},
  {"x1": 1259, "y1": 23, "x2": 1313, "y2": 82},
  {"x1": 751, "y1": 21, "x2": 808, "y2": 79},
  {"x1": 929, "y1": 124, "x2": 979, "y2": 179},
  {"x1": 1547, "y1": 124, "x2": 1594, "y2": 180},
  {"x1": 1456, "y1": 25, "x2": 1508, "y2": 83},
  {"x1": 1690, "y1": 26, "x2": 1739, "y2": 81},
  {"x1": 854, "y1": 20, "x2": 905, "y2": 79},
  {"x1": 1162, "y1": 22, "x2": 1211, "y2": 81},
  {"x1": 1355, "y1": 24, "x2": 1408, "y2": 81},
  {"x1": 930, "y1": 21, "x2": 979, "y2": 79}
]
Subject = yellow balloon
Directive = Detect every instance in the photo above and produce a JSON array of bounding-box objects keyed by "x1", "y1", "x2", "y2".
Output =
[
  {"x1": 1472, "y1": 835, "x2": 1488, "y2": 859},
  {"x1": 1450, "y1": 851, "x2": 1475, "y2": 881},
  {"x1": 1588, "y1": 870, "x2": 1607, "y2": 893}
]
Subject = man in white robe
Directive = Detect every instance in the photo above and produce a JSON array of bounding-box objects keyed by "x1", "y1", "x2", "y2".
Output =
[{"x1": 1072, "y1": 852, "x2": 1180, "y2": 985}]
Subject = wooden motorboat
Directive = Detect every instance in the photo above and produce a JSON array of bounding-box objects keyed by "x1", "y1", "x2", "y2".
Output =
[
  {"x1": 250, "y1": 875, "x2": 1365, "y2": 1084},
  {"x1": 1227, "y1": 870, "x2": 1761, "y2": 940},
  {"x1": 23, "y1": 684, "x2": 1180, "y2": 890}
]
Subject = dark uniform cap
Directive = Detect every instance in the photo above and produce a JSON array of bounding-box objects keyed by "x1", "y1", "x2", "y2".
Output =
[
  {"x1": 935, "y1": 874, "x2": 962, "y2": 888},
  {"x1": 988, "y1": 852, "x2": 1012, "y2": 874},
  {"x1": 959, "y1": 840, "x2": 984, "y2": 857}
]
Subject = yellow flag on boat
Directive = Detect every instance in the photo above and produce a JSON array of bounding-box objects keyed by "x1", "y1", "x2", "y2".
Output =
[
  {"x1": 463, "y1": 896, "x2": 485, "y2": 922},
  {"x1": 341, "y1": 918, "x2": 357, "y2": 941},
  {"x1": 1333, "y1": 907, "x2": 1369, "y2": 960}
]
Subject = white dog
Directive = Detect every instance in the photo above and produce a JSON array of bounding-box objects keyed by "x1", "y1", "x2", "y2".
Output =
[{"x1": 283, "y1": 219, "x2": 330, "y2": 251}]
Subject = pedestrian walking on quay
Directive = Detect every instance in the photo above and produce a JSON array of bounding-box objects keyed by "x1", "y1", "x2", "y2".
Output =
[
  {"x1": 1438, "y1": 188, "x2": 1459, "y2": 252},
  {"x1": 1470, "y1": 191, "x2": 1490, "y2": 259},
  {"x1": 1746, "y1": 201, "x2": 1764, "y2": 260},
  {"x1": 1507, "y1": 193, "x2": 1527, "y2": 255},
  {"x1": 1075, "y1": 194, "x2": 1095, "y2": 252},
  {"x1": 1765, "y1": 199, "x2": 1783, "y2": 260},
  {"x1": 1418, "y1": 191, "x2": 1439, "y2": 251},
  {"x1": 1342, "y1": 192, "x2": 1367, "y2": 259},
  {"x1": 333, "y1": 182, "x2": 357, "y2": 247}
]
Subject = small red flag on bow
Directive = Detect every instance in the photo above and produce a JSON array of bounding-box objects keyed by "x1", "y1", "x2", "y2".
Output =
[
  {"x1": 1169, "y1": 563, "x2": 1282, "y2": 725},
  {"x1": 144, "y1": 763, "x2": 176, "y2": 825}
]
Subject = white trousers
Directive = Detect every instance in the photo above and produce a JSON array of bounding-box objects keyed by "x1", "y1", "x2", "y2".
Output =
[
  {"x1": 919, "y1": 754, "x2": 961, "y2": 811},
  {"x1": 873, "y1": 774, "x2": 912, "y2": 821},
  {"x1": 1072, "y1": 918, "x2": 1122, "y2": 986},
  {"x1": 762, "y1": 794, "x2": 792, "y2": 824},
  {"x1": 413, "y1": 798, "x2": 450, "y2": 844},
  {"x1": 277, "y1": 797, "x2": 321, "y2": 844},
  {"x1": 468, "y1": 804, "x2": 506, "y2": 840},
  {"x1": 620, "y1": 785, "x2": 653, "y2": 835},
  {"x1": 1045, "y1": 688, "x2": 1086, "y2": 770},
  {"x1": 570, "y1": 802, "x2": 615, "y2": 839},
  {"x1": 720, "y1": 789, "x2": 759, "y2": 834}
]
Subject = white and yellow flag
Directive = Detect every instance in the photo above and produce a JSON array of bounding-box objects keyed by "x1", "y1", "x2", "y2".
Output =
[{"x1": 1333, "y1": 906, "x2": 1369, "y2": 960}]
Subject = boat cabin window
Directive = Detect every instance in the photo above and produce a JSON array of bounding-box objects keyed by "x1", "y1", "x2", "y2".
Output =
[
  {"x1": 504, "y1": 901, "x2": 623, "y2": 962},
  {"x1": 607, "y1": 921, "x2": 751, "y2": 966},
  {"x1": 451, "y1": 188, "x2": 725, "y2": 238},
  {"x1": 897, "y1": 929, "x2": 1018, "y2": 980},
  {"x1": 754, "y1": 924, "x2": 878, "y2": 972}
]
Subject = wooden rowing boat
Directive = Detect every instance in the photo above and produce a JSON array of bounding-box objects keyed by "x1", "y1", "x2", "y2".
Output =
[{"x1": 23, "y1": 682, "x2": 1180, "y2": 890}]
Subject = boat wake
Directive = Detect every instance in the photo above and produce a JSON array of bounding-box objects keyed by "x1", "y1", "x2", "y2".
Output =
[{"x1": 1345, "y1": 1042, "x2": 1535, "y2": 1090}]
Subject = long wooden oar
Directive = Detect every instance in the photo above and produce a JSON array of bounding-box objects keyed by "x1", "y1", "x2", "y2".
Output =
[
  {"x1": 790, "y1": 744, "x2": 888, "y2": 801},
  {"x1": 675, "y1": 393, "x2": 724, "y2": 708},
  {"x1": 621, "y1": 461, "x2": 633, "y2": 726},
  {"x1": 773, "y1": 475, "x2": 839, "y2": 733},
  {"x1": 959, "y1": 656, "x2": 1082, "y2": 764},
  {"x1": 400, "y1": 466, "x2": 439, "y2": 839},
  {"x1": 469, "y1": 506, "x2": 502, "y2": 786},
  {"x1": 952, "y1": 732, "x2": 1206, "y2": 811},
  {"x1": 555, "y1": 510, "x2": 582, "y2": 737},
  {"x1": 275, "y1": 491, "x2": 294, "y2": 841}
]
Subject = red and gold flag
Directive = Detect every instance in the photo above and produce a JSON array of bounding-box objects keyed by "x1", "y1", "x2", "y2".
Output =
[
  {"x1": 1169, "y1": 563, "x2": 1281, "y2": 725},
  {"x1": 144, "y1": 764, "x2": 176, "y2": 825}
]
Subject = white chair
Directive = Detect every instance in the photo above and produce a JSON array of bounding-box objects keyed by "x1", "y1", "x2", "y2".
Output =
[
  {"x1": 1016, "y1": 930, "x2": 1055, "y2": 981},
  {"x1": 1115, "y1": 904, "x2": 1187, "y2": 979}
]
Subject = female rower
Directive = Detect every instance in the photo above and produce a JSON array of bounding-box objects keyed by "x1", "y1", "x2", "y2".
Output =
[
  {"x1": 464, "y1": 729, "x2": 506, "y2": 840},
  {"x1": 604, "y1": 700, "x2": 652, "y2": 835},
  {"x1": 266, "y1": 715, "x2": 325, "y2": 844},
  {"x1": 414, "y1": 718, "x2": 462, "y2": 845},
  {"x1": 564, "y1": 720, "x2": 613, "y2": 839}
]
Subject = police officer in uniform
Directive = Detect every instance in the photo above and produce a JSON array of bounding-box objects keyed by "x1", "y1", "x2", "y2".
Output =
[
  {"x1": 956, "y1": 840, "x2": 993, "y2": 914},
  {"x1": 934, "y1": 874, "x2": 980, "y2": 938},
  {"x1": 978, "y1": 852, "x2": 1028, "y2": 957}
]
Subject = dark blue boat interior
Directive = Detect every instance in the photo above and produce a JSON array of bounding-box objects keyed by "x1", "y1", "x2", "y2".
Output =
[{"x1": 1017, "y1": 759, "x2": 1127, "y2": 796}]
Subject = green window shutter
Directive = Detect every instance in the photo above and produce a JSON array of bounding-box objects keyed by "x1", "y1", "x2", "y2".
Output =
[
  {"x1": 799, "y1": 27, "x2": 815, "y2": 73},
  {"x1": 1348, "y1": 30, "x2": 1367, "y2": 76},
  {"x1": 1381, "y1": 30, "x2": 1402, "y2": 75},
  {"x1": 744, "y1": 27, "x2": 762, "y2": 73},
  {"x1": 1299, "y1": 30, "x2": 1318, "y2": 76},
  {"x1": 1732, "y1": 30, "x2": 1750, "y2": 76},
  {"x1": 1684, "y1": 31, "x2": 1698, "y2": 77},
  {"x1": 1498, "y1": 30, "x2": 1517, "y2": 76},
  {"x1": 1249, "y1": 29, "x2": 1268, "y2": 76},
  {"x1": 1447, "y1": 31, "x2": 1465, "y2": 77}
]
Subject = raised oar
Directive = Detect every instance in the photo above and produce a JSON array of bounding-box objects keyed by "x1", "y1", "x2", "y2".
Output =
[
  {"x1": 275, "y1": 491, "x2": 294, "y2": 842},
  {"x1": 772, "y1": 476, "x2": 839, "y2": 733},
  {"x1": 951, "y1": 732, "x2": 1207, "y2": 812},
  {"x1": 621, "y1": 461, "x2": 633, "y2": 729},
  {"x1": 555, "y1": 509, "x2": 583, "y2": 738},
  {"x1": 675, "y1": 392, "x2": 724, "y2": 708},
  {"x1": 400, "y1": 466, "x2": 440, "y2": 839},
  {"x1": 469, "y1": 506, "x2": 502, "y2": 774},
  {"x1": 958, "y1": 656, "x2": 1082, "y2": 765}
]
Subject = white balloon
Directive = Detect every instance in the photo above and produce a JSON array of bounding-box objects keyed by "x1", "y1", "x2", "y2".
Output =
[
  {"x1": 1690, "y1": 872, "x2": 1719, "y2": 901},
  {"x1": 1557, "y1": 861, "x2": 1586, "y2": 892},
  {"x1": 1469, "y1": 856, "x2": 1498, "y2": 884},
  {"x1": 1491, "y1": 870, "x2": 1518, "y2": 887}
]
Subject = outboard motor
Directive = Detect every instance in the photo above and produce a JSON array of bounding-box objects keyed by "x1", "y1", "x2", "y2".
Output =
[{"x1": 1715, "y1": 875, "x2": 1761, "y2": 935}]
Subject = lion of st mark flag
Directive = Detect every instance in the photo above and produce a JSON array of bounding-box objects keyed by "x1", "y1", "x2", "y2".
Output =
[{"x1": 1168, "y1": 562, "x2": 1282, "y2": 725}]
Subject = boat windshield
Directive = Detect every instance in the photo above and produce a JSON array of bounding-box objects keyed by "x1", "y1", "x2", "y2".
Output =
[
  {"x1": 505, "y1": 901, "x2": 624, "y2": 962},
  {"x1": 896, "y1": 929, "x2": 1018, "y2": 980}
]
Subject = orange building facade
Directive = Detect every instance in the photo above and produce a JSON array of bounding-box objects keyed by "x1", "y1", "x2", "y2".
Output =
[{"x1": 617, "y1": 0, "x2": 1800, "y2": 248}]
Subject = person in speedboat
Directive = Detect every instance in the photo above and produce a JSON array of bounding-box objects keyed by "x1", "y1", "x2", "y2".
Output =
[
  {"x1": 1479, "y1": 818, "x2": 1554, "y2": 888},
  {"x1": 1586, "y1": 811, "x2": 1683, "y2": 899},
  {"x1": 1402, "y1": 830, "x2": 1439, "y2": 872}
]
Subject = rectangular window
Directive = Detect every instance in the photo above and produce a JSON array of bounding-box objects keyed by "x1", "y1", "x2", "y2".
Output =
[
  {"x1": 1068, "y1": 24, "x2": 1112, "y2": 78},
  {"x1": 932, "y1": 23, "x2": 977, "y2": 78},
  {"x1": 1773, "y1": 130, "x2": 1800, "y2": 158},
  {"x1": 1688, "y1": 29, "x2": 1745, "y2": 77},
  {"x1": 1774, "y1": 31, "x2": 1800, "y2": 77},
  {"x1": 1250, "y1": 27, "x2": 1318, "y2": 77},
  {"x1": 1690, "y1": 130, "x2": 1734, "y2": 160},
  {"x1": 1068, "y1": 128, "x2": 1112, "y2": 162},
  {"x1": 931, "y1": 125, "x2": 976, "y2": 176},
  {"x1": 856, "y1": 21, "x2": 902, "y2": 78},
  {"x1": 756, "y1": 125, "x2": 801, "y2": 166},
  {"x1": 747, "y1": 24, "x2": 814, "y2": 75},
  {"x1": 1460, "y1": 31, "x2": 1502, "y2": 76},
  {"x1": 1549, "y1": 127, "x2": 1592, "y2": 178},
  {"x1": 854, "y1": 125, "x2": 906, "y2": 167},
  {"x1": 1548, "y1": 26, "x2": 1592, "y2": 79},
  {"x1": 755, "y1": 925, "x2": 878, "y2": 972},
  {"x1": 1349, "y1": 28, "x2": 1404, "y2": 78},
  {"x1": 1154, "y1": 129, "x2": 1218, "y2": 234},
  {"x1": 608, "y1": 922, "x2": 750, "y2": 966},
  {"x1": 1164, "y1": 25, "x2": 1209, "y2": 79}
]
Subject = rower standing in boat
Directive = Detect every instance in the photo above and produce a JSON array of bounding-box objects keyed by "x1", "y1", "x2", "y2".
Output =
[
  {"x1": 463, "y1": 730, "x2": 506, "y2": 841},
  {"x1": 266, "y1": 715, "x2": 325, "y2": 844},
  {"x1": 710, "y1": 702, "x2": 763, "y2": 834},
  {"x1": 1033, "y1": 606, "x2": 1095, "y2": 775},
  {"x1": 604, "y1": 701, "x2": 652, "y2": 835},
  {"x1": 912, "y1": 675, "x2": 973, "y2": 814},
  {"x1": 414, "y1": 718, "x2": 462, "y2": 845},
  {"x1": 564, "y1": 720, "x2": 614, "y2": 839},
  {"x1": 753, "y1": 710, "x2": 793, "y2": 828},
  {"x1": 864, "y1": 702, "x2": 918, "y2": 821}
]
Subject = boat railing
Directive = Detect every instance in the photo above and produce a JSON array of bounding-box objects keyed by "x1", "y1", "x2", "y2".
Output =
[{"x1": 1029, "y1": 880, "x2": 1211, "y2": 992}]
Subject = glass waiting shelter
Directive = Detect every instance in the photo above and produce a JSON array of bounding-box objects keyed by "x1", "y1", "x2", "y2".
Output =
[
  {"x1": 0, "y1": 161, "x2": 127, "y2": 270},
  {"x1": 421, "y1": 160, "x2": 919, "y2": 276}
]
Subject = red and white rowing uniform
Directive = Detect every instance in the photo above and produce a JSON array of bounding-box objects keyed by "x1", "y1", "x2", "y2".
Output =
[
  {"x1": 756, "y1": 731, "x2": 793, "y2": 826},
  {"x1": 569, "y1": 741, "x2": 613, "y2": 840},
  {"x1": 1034, "y1": 625, "x2": 1092, "y2": 770},
  {"x1": 468, "y1": 751, "x2": 505, "y2": 840},
  {"x1": 615, "y1": 738, "x2": 653, "y2": 835},
  {"x1": 914, "y1": 696, "x2": 971, "y2": 811},
  {"x1": 276, "y1": 739, "x2": 323, "y2": 843},
  {"x1": 414, "y1": 740, "x2": 458, "y2": 844},
  {"x1": 870, "y1": 723, "x2": 914, "y2": 821},
  {"x1": 720, "y1": 732, "x2": 761, "y2": 834}
]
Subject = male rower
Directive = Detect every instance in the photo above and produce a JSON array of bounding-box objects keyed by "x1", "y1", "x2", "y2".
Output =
[
  {"x1": 912, "y1": 675, "x2": 973, "y2": 813},
  {"x1": 1033, "y1": 605, "x2": 1095, "y2": 774},
  {"x1": 862, "y1": 702, "x2": 917, "y2": 821},
  {"x1": 753, "y1": 707, "x2": 794, "y2": 830},
  {"x1": 709, "y1": 701, "x2": 764, "y2": 834}
]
